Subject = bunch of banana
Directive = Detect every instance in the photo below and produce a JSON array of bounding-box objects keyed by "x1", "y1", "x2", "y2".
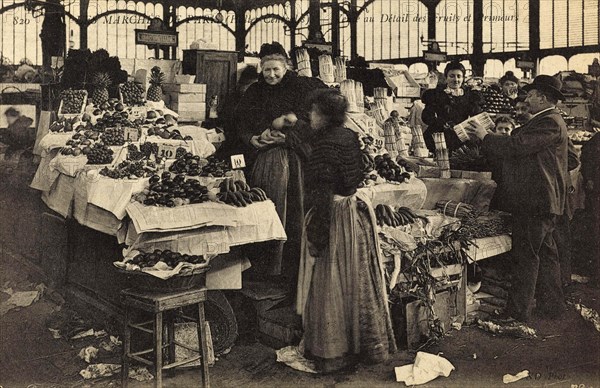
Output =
[
  {"x1": 375, "y1": 204, "x2": 400, "y2": 227},
  {"x1": 375, "y1": 205, "x2": 424, "y2": 227},
  {"x1": 217, "y1": 178, "x2": 268, "y2": 207},
  {"x1": 395, "y1": 206, "x2": 419, "y2": 225}
]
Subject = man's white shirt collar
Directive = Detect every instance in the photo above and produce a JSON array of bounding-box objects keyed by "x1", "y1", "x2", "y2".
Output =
[{"x1": 530, "y1": 107, "x2": 555, "y2": 120}]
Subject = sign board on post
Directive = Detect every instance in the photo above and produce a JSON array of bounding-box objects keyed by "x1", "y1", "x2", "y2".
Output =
[
  {"x1": 516, "y1": 60, "x2": 535, "y2": 70},
  {"x1": 423, "y1": 51, "x2": 447, "y2": 63},
  {"x1": 135, "y1": 29, "x2": 178, "y2": 47}
]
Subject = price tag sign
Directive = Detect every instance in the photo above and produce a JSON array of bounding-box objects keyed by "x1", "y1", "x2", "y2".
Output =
[
  {"x1": 366, "y1": 117, "x2": 376, "y2": 129},
  {"x1": 230, "y1": 154, "x2": 246, "y2": 169},
  {"x1": 124, "y1": 127, "x2": 139, "y2": 141},
  {"x1": 157, "y1": 143, "x2": 179, "y2": 159}
]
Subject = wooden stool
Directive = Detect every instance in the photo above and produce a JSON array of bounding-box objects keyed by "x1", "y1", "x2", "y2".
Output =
[{"x1": 121, "y1": 287, "x2": 210, "y2": 388}]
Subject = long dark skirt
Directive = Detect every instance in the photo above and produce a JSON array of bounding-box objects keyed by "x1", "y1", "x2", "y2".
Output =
[{"x1": 248, "y1": 146, "x2": 304, "y2": 281}]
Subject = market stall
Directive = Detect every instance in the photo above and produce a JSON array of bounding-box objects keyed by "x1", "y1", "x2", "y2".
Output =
[{"x1": 27, "y1": 48, "x2": 578, "y2": 355}]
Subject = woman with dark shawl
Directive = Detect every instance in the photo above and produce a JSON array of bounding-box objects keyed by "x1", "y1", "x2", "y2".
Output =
[
  {"x1": 422, "y1": 61, "x2": 483, "y2": 152},
  {"x1": 288, "y1": 89, "x2": 396, "y2": 373},
  {"x1": 234, "y1": 42, "x2": 326, "y2": 286}
]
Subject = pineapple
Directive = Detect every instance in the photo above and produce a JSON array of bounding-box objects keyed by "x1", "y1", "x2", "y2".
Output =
[
  {"x1": 91, "y1": 72, "x2": 111, "y2": 106},
  {"x1": 147, "y1": 66, "x2": 165, "y2": 102}
]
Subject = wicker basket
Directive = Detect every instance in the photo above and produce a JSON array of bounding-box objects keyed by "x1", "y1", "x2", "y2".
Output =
[{"x1": 118, "y1": 266, "x2": 209, "y2": 292}]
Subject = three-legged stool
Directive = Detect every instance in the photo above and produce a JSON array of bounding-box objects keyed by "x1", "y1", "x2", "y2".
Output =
[{"x1": 121, "y1": 287, "x2": 210, "y2": 388}]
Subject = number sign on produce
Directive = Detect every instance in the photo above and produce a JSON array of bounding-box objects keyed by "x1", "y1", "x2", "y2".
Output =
[
  {"x1": 158, "y1": 143, "x2": 189, "y2": 159},
  {"x1": 230, "y1": 154, "x2": 246, "y2": 169}
]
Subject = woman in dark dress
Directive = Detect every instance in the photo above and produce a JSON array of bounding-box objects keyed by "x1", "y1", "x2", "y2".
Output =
[
  {"x1": 289, "y1": 89, "x2": 396, "y2": 373},
  {"x1": 422, "y1": 61, "x2": 483, "y2": 152},
  {"x1": 234, "y1": 42, "x2": 326, "y2": 284}
]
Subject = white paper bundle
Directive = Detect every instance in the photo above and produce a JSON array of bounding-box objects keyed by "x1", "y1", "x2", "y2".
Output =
[
  {"x1": 334, "y1": 57, "x2": 346, "y2": 83},
  {"x1": 453, "y1": 112, "x2": 494, "y2": 143},
  {"x1": 433, "y1": 132, "x2": 450, "y2": 178},
  {"x1": 374, "y1": 87, "x2": 387, "y2": 99},
  {"x1": 396, "y1": 129, "x2": 409, "y2": 157},
  {"x1": 296, "y1": 49, "x2": 312, "y2": 77},
  {"x1": 383, "y1": 119, "x2": 398, "y2": 159},
  {"x1": 340, "y1": 80, "x2": 359, "y2": 113},
  {"x1": 411, "y1": 125, "x2": 429, "y2": 157},
  {"x1": 355, "y1": 82, "x2": 364, "y2": 110},
  {"x1": 319, "y1": 54, "x2": 335, "y2": 83}
]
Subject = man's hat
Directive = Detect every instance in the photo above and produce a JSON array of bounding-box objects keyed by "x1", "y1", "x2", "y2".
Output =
[{"x1": 522, "y1": 75, "x2": 565, "y2": 101}]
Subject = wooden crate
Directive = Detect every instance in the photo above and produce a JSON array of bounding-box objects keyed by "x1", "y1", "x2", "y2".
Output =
[
  {"x1": 162, "y1": 83, "x2": 207, "y2": 93},
  {"x1": 257, "y1": 306, "x2": 302, "y2": 349},
  {"x1": 178, "y1": 110, "x2": 206, "y2": 122},
  {"x1": 172, "y1": 102, "x2": 206, "y2": 112},
  {"x1": 170, "y1": 92, "x2": 206, "y2": 103}
]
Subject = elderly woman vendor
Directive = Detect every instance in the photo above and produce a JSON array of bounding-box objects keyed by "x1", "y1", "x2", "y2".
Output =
[
  {"x1": 290, "y1": 89, "x2": 396, "y2": 372},
  {"x1": 234, "y1": 42, "x2": 326, "y2": 286}
]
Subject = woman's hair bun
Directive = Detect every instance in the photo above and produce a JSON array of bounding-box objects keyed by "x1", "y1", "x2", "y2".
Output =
[{"x1": 259, "y1": 42, "x2": 288, "y2": 59}]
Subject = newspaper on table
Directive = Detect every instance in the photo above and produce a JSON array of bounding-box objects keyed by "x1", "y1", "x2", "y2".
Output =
[
  {"x1": 126, "y1": 200, "x2": 242, "y2": 233},
  {"x1": 84, "y1": 171, "x2": 150, "y2": 219},
  {"x1": 38, "y1": 132, "x2": 73, "y2": 156},
  {"x1": 453, "y1": 112, "x2": 495, "y2": 143}
]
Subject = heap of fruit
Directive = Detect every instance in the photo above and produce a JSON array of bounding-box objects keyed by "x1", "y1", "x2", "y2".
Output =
[
  {"x1": 91, "y1": 72, "x2": 112, "y2": 106},
  {"x1": 134, "y1": 172, "x2": 212, "y2": 207},
  {"x1": 147, "y1": 66, "x2": 165, "y2": 102},
  {"x1": 99, "y1": 160, "x2": 156, "y2": 179},
  {"x1": 60, "y1": 89, "x2": 87, "y2": 114},
  {"x1": 85, "y1": 143, "x2": 114, "y2": 164},
  {"x1": 120, "y1": 81, "x2": 145, "y2": 106},
  {"x1": 126, "y1": 143, "x2": 146, "y2": 161},
  {"x1": 358, "y1": 152, "x2": 378, "y2": 188},
  {"x1": 100, "y1": 126, "x2": 125, "y2": 146},
  {"x1": 374, "y1": 154, "x2": 411, "y2": 183},
  {"x1": 59, "y1": 130, "x2": 98, "y2": 156},
  {"x1": 480, "y1": 86, "x2": 514, "y2": 114},
  {"x1": 200, "y1": 156, "x2": 231, "y2": 177},
  {"x1": 128, "y1": 249, "x2": 206, "y2": 269},
  {"x1": 217, "y1": 178, "x2": 268, "y2": 207},
  {"x1": 147, "y1": 126, "x2": 191, "y2": 140},
  {"x1": 395, "y1": 157, "x2": 414, "y2": 173},
  {"x1": 375, "y1": 204, "x2": 423, "y2": 227},
  {"x1": 169, "y1": 152, "x2": 203, "y2": 176},
  {"x1": 49, "y1": 116, "x2": 80, "y2": 132},
  {"x1": 94, "y1": 109, "x2": 139, "y2": 132},
  {"x1": 93, "y1": 98, "x2": 127, "y2": 113}
]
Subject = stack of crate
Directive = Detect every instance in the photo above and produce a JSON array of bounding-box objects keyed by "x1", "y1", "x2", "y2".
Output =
[{"x1": 162, "y1": 83, "x2": 207, "y2": 123}]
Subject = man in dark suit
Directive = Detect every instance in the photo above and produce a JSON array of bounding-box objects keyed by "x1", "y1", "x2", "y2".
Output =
[{"x1": 466, "y1": 75, "x2": 569, "y2": 323}]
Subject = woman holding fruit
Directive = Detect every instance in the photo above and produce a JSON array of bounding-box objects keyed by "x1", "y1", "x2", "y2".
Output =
[
  {"x1": 288, "y1": 89, "x2": 396, "y2": 373},
  {"x1": 422, "y1": 61, "x2": 483, "y2": 152},
  {"x1": 234, "y1": 42, "x2": 326, "y2": 284}
]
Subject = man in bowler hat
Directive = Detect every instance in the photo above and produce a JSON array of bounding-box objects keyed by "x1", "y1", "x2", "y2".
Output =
[{"x1": 466, "y1": 75, "x2": 569, "y2": 323}]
